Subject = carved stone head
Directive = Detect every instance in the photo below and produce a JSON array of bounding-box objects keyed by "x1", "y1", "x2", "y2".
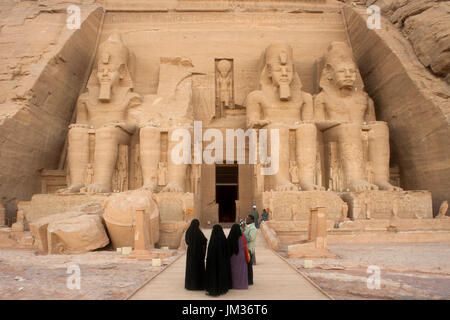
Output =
[
  {"x1": 96, "y1": 33, "x2": 129, "y2": 102},
  {"x1": 265, "y1": 43, "x2": 294, "y2": 100},
  {"x1": 217, "y1": 59, "x2": 232, "y2": 78},
  {"x1": 323, "y1": 42, "x2": 358, "y2": 90}
]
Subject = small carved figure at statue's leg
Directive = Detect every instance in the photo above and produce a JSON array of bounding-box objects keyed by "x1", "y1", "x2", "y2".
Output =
[
  {"x1": 368, "y1": 122, "x2": 403, "y2": 192},
  {"x1": 59, "y1": 126, "x2": 89, "y2": 193},
  {"x1": 86, "y1": 126, "x2": 130, "y2": 194}
]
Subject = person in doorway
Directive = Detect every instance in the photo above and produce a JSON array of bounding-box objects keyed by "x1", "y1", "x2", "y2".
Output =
[
  {"x1": 185, "y1": 219, "x2": 207, "y2": 290},
  {"x1": 205, "y1": 224, "x2": 231, "y2": 296},
  {"x1": 251, "y1": 205, "x2": 260, "y2": 228},
  {"x1": 227, "y1": 224, "x2": 249, "y2": 289}
]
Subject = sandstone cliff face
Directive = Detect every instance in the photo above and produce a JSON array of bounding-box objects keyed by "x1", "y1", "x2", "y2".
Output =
[
  {"x1": 369, "y1": 0, "x2": 450, "y2": 81},
  {"x1": 0, "y1": 1, "x2": 103, "y2": 218}
]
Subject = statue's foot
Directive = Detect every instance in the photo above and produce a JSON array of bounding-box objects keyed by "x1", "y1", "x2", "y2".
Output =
[
  {"x1": 162, "y1": 182, "x2": 184, "y2": 193},
  {"x1": 300, "y1": 182, "x2": 325, "y2": 191},
  {"x1": 85, "y1": 183, "x2": 111, "y2": 194},
  {"x1": 57, "y1": 183, "x2": 84, "y2": 194},
  {"x1": 375, "y1": 181, "x2": 403, "y2": 192},
  {"x1": 275, "y1": 183, "x2": 299, "y2": 192},
  {"x1": 350, "y1": 180, "x2": 379, "y2": 192}
]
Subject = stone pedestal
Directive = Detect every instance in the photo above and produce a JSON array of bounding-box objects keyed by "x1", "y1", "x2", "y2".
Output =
[
  {"x1": 287, "y1": 207, "x2": 336, "y2": 258},
  {"x1": 262, "y1": 191, "x2": 345, "y2": 221},
  {"x1": 339, "y1": 190, "x2": 433, "y2": 220},
  {"x1": 24, "y1": 193, "x2": 109, "y2": 224},
  {"x1": 153, "y1": 192, "x2": 194, "y2": 221}
]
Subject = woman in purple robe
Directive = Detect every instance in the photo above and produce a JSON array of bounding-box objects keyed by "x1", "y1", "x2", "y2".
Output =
[{"x1": 227, "y1": 224, "x2": 249, "y2": 290}]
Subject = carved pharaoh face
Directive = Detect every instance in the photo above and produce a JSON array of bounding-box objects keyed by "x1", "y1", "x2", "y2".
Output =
[
  {"x1": 331, "y1": 61, "x2": 357, "y2": 89},
  {"x1": 95, "y1": 34, "x2": 129, "y2": 102},
  {"x1": 96, "y1": 52, "x2": 127, "y2": 88},
  {"x1": 267, "y1": 51, "x2": 294, "y2": 88}
]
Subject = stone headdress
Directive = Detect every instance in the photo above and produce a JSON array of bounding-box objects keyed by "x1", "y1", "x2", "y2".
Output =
[
  {"x1": 318, "y1": 41, "x2": 364, "y2": 93},
  {"x1": 258, "y1": 43, "x2": 304, "y2": 94},
  {"x1": 87, "y1": 33, "x2": 135, "y2": 89}
]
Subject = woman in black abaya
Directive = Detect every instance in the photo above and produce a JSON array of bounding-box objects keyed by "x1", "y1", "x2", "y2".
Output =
[
  {"x1": 205, "y1": 224, "x2": 232, "y2": 296},
  {"x1": 185, "y1": 219, "x2": 208, "y2": 290}
]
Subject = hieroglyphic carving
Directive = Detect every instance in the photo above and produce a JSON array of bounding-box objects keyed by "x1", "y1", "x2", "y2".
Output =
[
  {"x1": 84, "y1": 164, "x2": 94, "y2": 187},
  {"x1": 158, "y1": 161, "x2": 168, "y2": 186},
  {"x1": 289, "y1": 160, "x2": 299, "y2": 184},
  {"x1": 112, "y1": 145, "x2": 129, "y2": 192}
]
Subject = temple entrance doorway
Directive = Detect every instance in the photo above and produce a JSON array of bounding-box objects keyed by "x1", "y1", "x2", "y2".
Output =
[{"x1": 216, "y1": 164, "x2": 238, "y2": 223}]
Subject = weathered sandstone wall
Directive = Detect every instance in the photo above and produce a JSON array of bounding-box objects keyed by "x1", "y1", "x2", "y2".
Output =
[
  {"x1": 343, "y1": 5, "x2": 450, "y2": 215},
  {"x1": 368, "y1": 0, "x2": 450, "y2": 81},
  {"x1": 0, "y1": 1, "x2": 104, "y2": 217}
]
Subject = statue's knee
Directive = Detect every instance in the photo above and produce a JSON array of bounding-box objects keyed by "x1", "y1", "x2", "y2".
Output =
[
  {"x1": 338, "y1": 123, "x2": 361, "y2": 136},
  {"x1": 369, "y1": 121, "x2": 389, "y2": 138},
  {"x1": 296, "y1": 123, "x2": 317, "y2": 135},
  {"x1": 139, "y1": 126, "x2": 160, "y2": 139},
  {"x1": 95, "y1": 126, "x2": 120, "y2": 141},
  {"x1": 68, "y1": 126, "x2": 89, "y2": 139}
]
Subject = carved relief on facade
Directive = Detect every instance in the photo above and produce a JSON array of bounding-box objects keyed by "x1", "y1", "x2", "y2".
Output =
[{"x1": 215, "y1": 58, "x2": 234, "y2": 118}]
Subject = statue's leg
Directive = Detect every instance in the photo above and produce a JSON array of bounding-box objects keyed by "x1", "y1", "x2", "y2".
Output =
[
  {"x1": 369, "y1": 121, "x2": 402, "y2": 191},
  {"x1": 164, "y1": 127, "x2": 191, "y2": 192},
  {"x1": 296, "y1": 123, "x2": 324, "y2": 191},
  {"x1": 266, "y1": 125, "x2": 293, "y2": 191},
  {"x1": 86, "y1": 126, "x2": 130, "y2": 193},
  {"x1": 61, "y1": 125, "x2": 90, "y2": 193},
  {"x1": 329, "y1": 123, "x2": 378, "y2": 192},
  {"x1": 139, "y1": 126, "x2": 161, "y2": 191}
]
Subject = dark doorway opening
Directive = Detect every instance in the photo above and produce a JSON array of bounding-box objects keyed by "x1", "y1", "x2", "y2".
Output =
[{"x1": 216, "y1": 164, "x2": 238, "y2": 223}]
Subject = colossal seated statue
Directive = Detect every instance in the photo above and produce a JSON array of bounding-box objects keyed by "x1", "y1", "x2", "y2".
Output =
[
  {"x1": 138, "y1": 57, "x2": 195, "y2": 193},
  {"x1": 314, "y1": 42, "x2": 402, "y2": 192},
  {"x1": 245, "y1": 43, "x2": 323, "y2": 191},
  {"x1": 61, "y1": 33, "x2": 142, "y2": 194}
]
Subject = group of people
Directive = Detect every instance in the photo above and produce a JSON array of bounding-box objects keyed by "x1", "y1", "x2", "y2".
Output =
[
  {"x1": 184, "y1": 214, "x2": 259, "y2": 296},
  {"x1": 250, "y1": 205, "x2": 270, "y2": 229}
]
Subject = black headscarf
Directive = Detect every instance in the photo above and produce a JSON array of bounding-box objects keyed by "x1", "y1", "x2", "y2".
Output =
[
  {"x1": 185, "y1": 219, "x2": 207, "y2": 290},
  {"x1": 205, "y1": 224, "x2": 231, "y2": 296},
  {"x1": 227, "y1": 224, "x2": 242, "y2": 255},
  {"x1": 185, "y1": 219, "x2": 207, "y2": 260}
]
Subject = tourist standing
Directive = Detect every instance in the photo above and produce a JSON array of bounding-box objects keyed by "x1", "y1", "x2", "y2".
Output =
[
  {"x1": 251, "y1": 205, "x2": 260, "y2": 228},
  {"x1": 205, "y1": 224, "x2": 231, "y2": 296},
  {"x1": 227, "y1": 224, "x2": 249, "y2": 290},
  {"x1": 242, "y1": 215, "x2": 257, "y2": 285},
  {"x1": 185, "y1": 219, "x2": 207, "y2": 290}
]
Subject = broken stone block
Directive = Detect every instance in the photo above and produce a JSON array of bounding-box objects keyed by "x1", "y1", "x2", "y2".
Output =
[
  {"x1": 30, "y1": 212, "x2": 85, "y2": 254},
  {"x1": 46, "y1": 214, "x2": 109, "y2": 254}
]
